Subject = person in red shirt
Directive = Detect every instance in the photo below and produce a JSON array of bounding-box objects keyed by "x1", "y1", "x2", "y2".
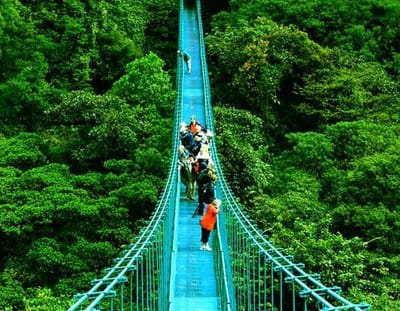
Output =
[
  {"x1": 200, "y1": 199, "x2": 221, "y2": 251},
  {"x1": 188, "y1": 115, "x2": 202, "y2": 134}
]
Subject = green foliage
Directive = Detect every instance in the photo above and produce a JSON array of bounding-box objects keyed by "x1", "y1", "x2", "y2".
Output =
[
  {"x1": 207, "y1": 15, "x2": 329, "y2": 136},
  {"x1": 45, "y1": 91, "x2": 137, "y2": 169},
  {"x1": 0, "y1": 269, "x2": 25, "y2": 310},
  {"x1": 344, "y1": 251, "x2": 400, "y2": 310},
  {"x1": 352, "y1": 288, "x2": 400, "y2": 311},
  {"x1": 207, "y1": 0, "x2": 400, "y2": 308},
  {"x1": 214, "y1": 106, "x2": 272, "y2": 201},
  {"x1": 0, "y1": 133, "x2": 47, "y2": 170},
  {"x1": 1, "y1": 0, "x2": 399, "y2": 308},
  {"x1": 325, "y1": 121, "x2": 398, "y2": 165},
  {"x1": 72, "y1": 172, "x2": 106, "y2": 196},
  {"x1": 231, "y1": 0, "x2": 400, "y2": 69},
  {"x1": 103, "y1": 159, "x2": 135, "y2": 174},
  {"x1": 207, "y1": 0, "x2": 400, "y2": 140},
  {"x1": 67, "y1": 238, "x2": 118, "y2": 272},
  {"x1": 346, "y1": 146, "x2": 400, "y2": 206},
  {"x1": 237, "y1": 120, "x2": 400, "y2": 305},
  {"x1": 0, "y1": 0, "x2": 174, "y2": 308},
  {"x1": 24, "y1": 0, "x2": 146, "y2": 91},
  {"x1": 43, "y1": 53, "x2": 174, "y2": 171},
  {"x1": 110, "y1": 179, "x2": 160, "y2": 220},
  {"x1": 134, "y1": 147, "x2": 169, "y2": 178},
  {"x1": 0, "y1": 161, "x2": 146, "y2": 297},
  {"x1": 298, "y1": 61, "x2": 400, "y2": 124},
  {"x1": 214, "y1": 106, "x2": 266, "y2": 147},
  {"x1": 110, "y1": 52, "x2": 176, "y2": 118},
  {"x1": 24, "y1": 288, "x2": 72, "y2": 311},
  {"x1": 250, "y1": 170, "x2": 368, "y2": 290},
  {"x1": 27, "y1": 238, "x2": 66, "y2": 279},
  {"x1": 252, "y1": 168, "x2": 324, "y2": 227},
  {"x1": 0, "y1": 163, "x2": 131, "y2": 295},
  {"x1": 144, "y1": 0, "x2": 179, "y2": 69},
  {"x1": 0, "y1": 53, "x2": 52, "y2": 131},
  {"x1": 283, "y1": 131, "x2": 334, "y2": 175},
  {"x1": 284, "y1": 221, "x2": 366, "y2": 289},
  {"x1": 0, "y1": 0, "x2": 53, "y2": 132}
]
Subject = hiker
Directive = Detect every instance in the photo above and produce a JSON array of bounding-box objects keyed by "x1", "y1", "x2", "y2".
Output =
[
  {"x1": 196, "y1": 166, "x2": 217, "y2": 215},
  {"x1": 200, "y1": 199, "x2": 221, "y2": 251},
  {"x1": 178, "y1": 49, "x2": 191, "y2": 74}
]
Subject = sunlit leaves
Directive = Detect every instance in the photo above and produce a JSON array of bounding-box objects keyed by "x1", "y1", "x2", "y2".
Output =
[
  {"x1": 325, "y1": 121, "x2": 398, "y2": 165},
  {"x1": 211, "y1": 1, "x2": 400, "y2": 308},
  {"x1": 23, "y1": 287, "x2": 72, "y2": 311},
  {"x1": 0, "y1": 0, "x2": 174, "y2": 308}
]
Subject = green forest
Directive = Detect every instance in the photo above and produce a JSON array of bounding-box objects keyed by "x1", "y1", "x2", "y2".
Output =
[{"x1": 1, "y1": 0, "x2": 399, "y2": 309}]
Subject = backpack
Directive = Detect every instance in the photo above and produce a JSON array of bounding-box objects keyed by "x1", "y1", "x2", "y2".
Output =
[
  {"x1": 203, "y1": 181, "x2": 216, "y2": 204},
  {"x1": 197, "y1": 167, "x2": 215, "y2": 185},
  {"x1": 181, "y1": 131, "x2": 194, "y2": 149}
]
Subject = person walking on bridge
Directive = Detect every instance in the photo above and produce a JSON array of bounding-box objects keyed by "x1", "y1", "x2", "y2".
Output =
[
  {"x1": 200, "y1": 199, "x2": 221, "y2": 251},
  {"x1": 178, "y1": 49, "x2": 191, "y2": 74}
]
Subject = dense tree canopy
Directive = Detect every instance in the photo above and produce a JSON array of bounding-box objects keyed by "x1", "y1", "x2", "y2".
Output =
[
  {"x1": 209, "y1": 1, "x2": 400, "y2": 310},
  {"x1": 1, "y1": 0, "x2": 400, "y2": 309},
  {"x1": 0, "y1": 0, "x2": 177, "y2": 308}
]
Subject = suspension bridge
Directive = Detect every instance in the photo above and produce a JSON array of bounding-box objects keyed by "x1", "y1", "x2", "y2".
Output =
[{"x1": 68, "y1": 1, "x2": 371, "y2": 310}]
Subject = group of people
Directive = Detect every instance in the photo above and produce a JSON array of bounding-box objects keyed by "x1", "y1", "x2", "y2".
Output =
[{"x1": 178, "y1": 115, "x2": 220, "y2": 252}]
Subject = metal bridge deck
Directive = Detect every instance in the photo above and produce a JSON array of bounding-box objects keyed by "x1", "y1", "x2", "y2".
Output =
[
  {"x1": 170, "y1": 2, "x2": 220, "y2": 310},
  {"x1": 172, "y1": 186, "x2": 219, "y2": 310}
]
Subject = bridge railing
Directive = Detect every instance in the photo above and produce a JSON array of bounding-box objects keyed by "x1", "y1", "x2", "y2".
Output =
[
  {"x1": 68, "y1": 0, "x2": 372, "y2": 309},
  {"x1": 68, "y1": 4, "x2": 185, "y2": 309},
  {"x1": 195, "y1": 0, "x2": 370, "y2": 309},
  {"x1": 195, "y1": 0, "x2": 237, "y2": 310},
  {"x1": 68, "y1": 159, "x2": 178, "y2": 311},
  {"x1": 68, "y1": 115, "x2": 181, "y2": 311},
  {"x1": 216, "y1": 174, "x2": 371, "y2": 310}
]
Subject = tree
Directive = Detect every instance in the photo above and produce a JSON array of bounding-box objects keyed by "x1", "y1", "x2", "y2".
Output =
[
  {"x1": 214, "y1": 106, "x2": 272, "y2": 201},
  {"x1": 24, "y1": 0, "x2": 147, "y2": 91},
  {"x1": 0, "y1": 0, "x2": 176, "y2": 308},
  {"x1": 24, "y1": 287, "x2": 72, "y2": 311},
  {"x1": 297, "y1": 60, "x2": 400, "y2": 125},
  {"x1": 207, "y1": 16, "x2": 329, "y2": 137},
  {"x1": 0, "y1": 0, "x2": 52, "y2": 132},
  {"x1": 229, "y1": 0, "x2": 400, "y2": 70},
  {"x1": 109, "y1": 52, "x2": 176, "y2": 118},
  {"x1": 0, "y1": 133, "x2": 47, "y2": 170}
]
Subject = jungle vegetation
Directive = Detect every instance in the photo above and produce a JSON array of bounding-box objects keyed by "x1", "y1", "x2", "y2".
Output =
[
  {"x1": 0, "y1": 0, "x2": 399, "y2": 310},
  {"x1": 207, "y1": 1, "x2": 400, "y2": 310},
  {"x1": 0, "y1": 0, "x2": 177, "y2": 309}
]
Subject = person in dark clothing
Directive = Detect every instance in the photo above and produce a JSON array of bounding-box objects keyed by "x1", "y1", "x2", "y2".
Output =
[
  {"x1": 196, "y1": 168, "x2": 217, "y2": 215},
  {"x1": 178, "y1": 49, "x2": 191, "y2": 74},
  {"x1": 190, "y1": 134, "x2": 202, "y2": 156},
  {"x1": 180, "y1": 128, "x2": 196, "y2": 154},
  {"x1": 202, "y1": 178, "x2": 216, "y2": 206}
]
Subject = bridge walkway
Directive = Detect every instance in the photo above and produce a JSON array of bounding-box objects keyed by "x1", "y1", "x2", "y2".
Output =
[{"x1": 170, "y1": 1, "x2": 220, "y2": 310}]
